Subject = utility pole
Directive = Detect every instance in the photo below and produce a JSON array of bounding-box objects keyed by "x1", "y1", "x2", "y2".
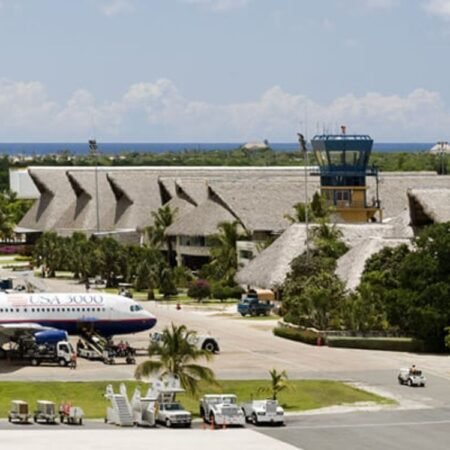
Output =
[
  {"x1": 298, "y1": 133, "x2": 310, "y2": 259},
  {"x1": 89, "y1": 139, "x2": 100, "y2": 233}
]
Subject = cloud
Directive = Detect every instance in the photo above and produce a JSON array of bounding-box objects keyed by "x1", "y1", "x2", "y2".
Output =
[
  {"x1": 424, "y1": 0, "x2": 450, "y2": 20},
  {"x1": 98, "y1": 0, "x2": 135, "y2": 16},
  {"x1": 0, "y1": 78, "x2": 449, "y2": 141},
  {"x1": 180, "y1": 0, "x2": 252, "y2": 12}
]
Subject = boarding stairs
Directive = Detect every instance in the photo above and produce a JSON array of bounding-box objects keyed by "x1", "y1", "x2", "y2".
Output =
[
  {"x1": 105, "y1": 384, "x2": 134, "y2": 427},
  {"x1": 78, "y1": 331, "x2": 108, "y2": 361},
  {"x1": 131, "y1": 386, "x2": 157, "y2": 427}
]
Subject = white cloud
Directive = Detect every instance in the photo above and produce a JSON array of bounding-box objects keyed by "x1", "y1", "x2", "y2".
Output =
[
  {"x1": 98, "y1": 0, "x2": 135, "y2": 16},
  {"x1": 0, "y1": 78, "x2": 449, "y2": 141},
  {"x1": 424, "y1": 0, "x2": 450, "y2": 20},
  {"x1": 180, "y1": 0, "x2": 252, "y2": 12}
]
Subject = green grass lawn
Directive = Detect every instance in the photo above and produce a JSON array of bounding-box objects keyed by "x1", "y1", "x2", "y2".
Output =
[{"x1": 0, "y1": 380, "x2": 394, "y2": 419}]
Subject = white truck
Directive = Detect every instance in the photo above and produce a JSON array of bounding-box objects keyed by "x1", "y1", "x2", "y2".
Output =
[
  {"x1": 150, "y1": 331, "x2": 219, "y2": 353},
  {"x1": 240, "y1": 399, "x2": 285, "y2": 425},
  {"x1": 398, "y1": 367, "x2": 426, "y2": 387},
  {"x1": 199, "y1": 394, "x2": 245, "y2": 427},
  {"x1": 152, "y1": 380, "x2": 192, "y2": 428},
  {"x1": 156, "y1": 401, "x2": 192, "y2": 428}
]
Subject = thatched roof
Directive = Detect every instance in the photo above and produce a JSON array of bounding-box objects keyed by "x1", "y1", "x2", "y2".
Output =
[
  {"x1": 235, "y1": 222, "x2": 412, "y2": 290},
  {"x1": 17, "y1": 167, "x2": 450, "y2": 239},
  {"x1": 335, "y1": 237, "x2": 411, "y2": 290},
  {"x1": 210, "y1": 179, "x2": 320, "y2": 232},
  {"x1": 165, "y1": 199, "x2": 237, "y2": 237},
  {"x1": 53, "y1": 170, "x2": 116, "y2": 233},
  {"x1": 19, "y1": 169, "x2": 75, "y2": 231},
  {"x1": 408, "y1": 188, "x2": 450, "y2": 227},
  {"x1": 106, "y1": 173, "x2": 164, "y2": 230}
]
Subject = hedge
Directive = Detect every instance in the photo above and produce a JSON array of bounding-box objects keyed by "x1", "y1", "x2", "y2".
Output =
[
  {"x1": 326, "y1": 336, "x2": 424, "y2": 352},
  {"x1": 273, "y1": 326, "x2": 321, "y2": 346}
]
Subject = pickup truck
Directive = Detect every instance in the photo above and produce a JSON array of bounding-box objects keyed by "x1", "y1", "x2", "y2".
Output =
[
  {"x1": 237, "y1": 295, "x2": 273, "y2": 317},
  {"x1": 150, "y1": 331, "x2": 219, "y2": 353},
  {"x1": 156, "y1": 401, "x2": 192, "y2": 428}
]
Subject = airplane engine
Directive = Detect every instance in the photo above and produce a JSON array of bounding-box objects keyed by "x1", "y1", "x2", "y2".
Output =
[{"x1": 34, "y1": 330, "x2": 68, "y2": 345}]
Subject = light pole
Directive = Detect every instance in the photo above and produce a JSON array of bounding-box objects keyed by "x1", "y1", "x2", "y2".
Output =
[
  {"x1": 298, "y1": 133, "x2": 310, "y2": 259},
  {"x1": 437, "y1": 141, "x2": 448, "y2": 175},
  {"x1": 89, "y1": 139, "x2": 100, "y2": 233}
]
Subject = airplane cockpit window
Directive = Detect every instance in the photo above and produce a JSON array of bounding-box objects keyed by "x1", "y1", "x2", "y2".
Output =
[{"x1": 130, "y1": 305, "x2": 144, "y2": 312}]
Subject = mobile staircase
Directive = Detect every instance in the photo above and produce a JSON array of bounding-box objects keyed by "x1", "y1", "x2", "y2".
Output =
[
  {"x1": 130, "y1": 386, "x2": 157, "y2": 427},
  {"x1": 104, "y1": 384, "x2": 134, "y2": 427}
]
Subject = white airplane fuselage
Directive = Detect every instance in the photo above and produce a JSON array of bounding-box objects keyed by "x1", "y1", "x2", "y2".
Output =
[{"x1": 0, "y1": 292, "x2": 156, "y2": 337}]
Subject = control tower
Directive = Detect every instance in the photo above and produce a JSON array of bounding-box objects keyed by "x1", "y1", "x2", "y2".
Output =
[{"x1": 311, "y1": 126, "x2": 381, "y2": 223}]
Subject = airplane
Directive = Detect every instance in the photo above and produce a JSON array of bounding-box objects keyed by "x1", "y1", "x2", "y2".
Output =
[{"x1": 0, "y1": 291, "x2": 157, "y2": 348}]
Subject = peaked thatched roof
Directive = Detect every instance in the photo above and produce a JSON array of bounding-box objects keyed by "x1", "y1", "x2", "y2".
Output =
[
  {"x1": 19, "y1": 169, "x2": 75, "y2": 231},
  {"x1": 335, "y1": 237, "x2": 411, "y2": 290},
  {"x1": 106, "y1": 173, "x2": 164, "y2": 229},
  {"x1": 209, "y1": 179, "x2": 320, "y2": 232},
  {"x1": 17, "y1": 167, "x2": 450, "y2": 240},
  {"x1": 235, "y1": 222, "x2": 412, "y2": 290},
  {"x1": 165, "y1": 199, "x2": 237, "y2": 237},
  {"x1": 408, "y1": 188, "x2": 450, "y2": 227},
  {"x1": 53, "y1": 170, "x2": 116, "y2": 233}
]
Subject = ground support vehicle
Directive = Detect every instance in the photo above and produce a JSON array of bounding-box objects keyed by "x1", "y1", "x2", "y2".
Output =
[
  {"x1": 147, "y1": 377, "x2": 192, "y2": 428},
  {"x1": 24, "y1": 341, "x2": 74, "y2": 367},
  {"x1": 59, "y1": 403, "x2": 84, "y2": 425},
  {"x1": 77, "y1": 334, "x2": 136, "y2": 365},
  {"x1": 237, "y1": 294, "x2": 273, "y2": 317},
  {"x1": 7, "y1": 331, "x2": 74, "y2": 367},
  {"x1": 130, "y1": 386, "x2": 156, "y2": 427},
  {"x1": 8, "y1": 400, "x2": 31, "y2": 424},
  {"x1": 33, "y1": 401, "x2": 58, "y2": 424},
  {"x1": 398, "y1": 368, "x2": 426, "y2": 387},
  {"x1": 104, "y1": 384, "x2": 134, "y2": 427},
  {"x1": 200, "y1": 394, "x2": 245, "y2": 427},
  {"x1": 241, "y1": 399, "x2": 284, "y2": 425},
  {"x1": 150, "y1": 331, "x2": 219, "y2": 353}
]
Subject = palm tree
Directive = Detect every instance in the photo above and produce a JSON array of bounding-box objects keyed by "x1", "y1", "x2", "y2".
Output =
[
  {"x1": 0, "y1": 191, "x2": 16, "y2": 240},
  {"x1": 150, "y1": 205, "x2": 178, "y2": 266},
  {"x1": 33, "y1": 231, "x2": 66, "y2": 277},
  {"x1": 0, "y1": 208, "x2": 14, "y2": 240},
  {"x1": 258, "y1": 369, "x2": 291, "y2": 401},
  {"x1": 135, "y1": 323, "x2": 216, "y2": 395},
  {"x1": 207, "y1": 220, "x2": 245, "y2": 285}
]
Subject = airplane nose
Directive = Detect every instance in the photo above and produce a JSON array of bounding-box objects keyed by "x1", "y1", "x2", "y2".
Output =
[{"x1": 144, "y1": 311, "x2": 157, "y2": 329}]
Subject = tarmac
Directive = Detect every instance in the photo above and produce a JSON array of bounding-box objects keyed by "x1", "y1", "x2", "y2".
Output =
[
  {"x1": 3, "y1": 269, "x2": 450, "y2": 448},
  {"x1": 0, "y1": 429, "x2": 300, "y2": 450}
]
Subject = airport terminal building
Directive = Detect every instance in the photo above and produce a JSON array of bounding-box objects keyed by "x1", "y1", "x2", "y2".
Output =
[{"x1": 11, "y1": 166, "x2": 450, "y2": 274}]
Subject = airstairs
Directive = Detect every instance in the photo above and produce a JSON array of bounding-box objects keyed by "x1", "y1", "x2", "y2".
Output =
[
  {"x1": 104, "y1": 384, "x2": 134, "y2": 426},
  {"x1": 130, "y1": 386, "x2": 157, "y2": 427}
]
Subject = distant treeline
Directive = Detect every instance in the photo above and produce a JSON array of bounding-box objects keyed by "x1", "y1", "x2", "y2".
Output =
[{"x1": 0, "y1": 147, "x2": 447, "y2": 191}]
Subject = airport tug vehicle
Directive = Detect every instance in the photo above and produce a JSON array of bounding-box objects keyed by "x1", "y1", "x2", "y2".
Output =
[
  {"x1": 240, "y1": 399, "x2": 285, "y2": 426},
  {"x1": 200, "y1": 394, "x2": 245, "y2": 427}
]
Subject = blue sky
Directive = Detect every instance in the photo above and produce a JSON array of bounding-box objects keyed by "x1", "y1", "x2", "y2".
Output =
[{"x1": 1, "y1": 0, "x2": 450, "y2": 142}]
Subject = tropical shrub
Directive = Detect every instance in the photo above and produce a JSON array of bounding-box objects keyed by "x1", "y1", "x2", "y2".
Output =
[{"x1": 187, "y1": 279, "x2": 211, "y2": 302}]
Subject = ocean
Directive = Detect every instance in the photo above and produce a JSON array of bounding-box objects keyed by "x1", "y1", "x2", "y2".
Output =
[{"x1": 0, "y1": 142, "x2": 433, "y2": 156}]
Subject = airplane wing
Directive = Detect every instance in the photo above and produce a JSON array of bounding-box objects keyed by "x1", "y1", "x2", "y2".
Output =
[{"x1": 0, "y1": 323, "x2": 55, "y2": 344}]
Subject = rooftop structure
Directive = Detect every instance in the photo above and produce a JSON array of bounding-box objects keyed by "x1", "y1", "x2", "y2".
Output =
[{"x1": 311, "y1": 127, "x2": 381, "y2": 223}]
